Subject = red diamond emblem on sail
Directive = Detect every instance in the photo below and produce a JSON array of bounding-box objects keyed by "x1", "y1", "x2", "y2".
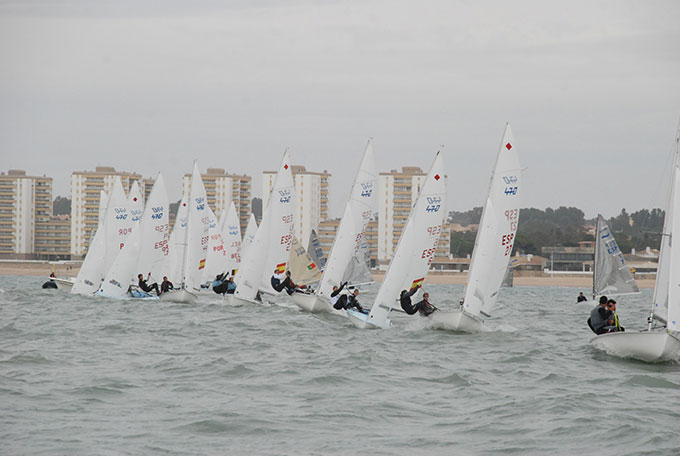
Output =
[
  {"x1": 284, "y1": 164, "x2": 288, "y2": 170},
  {"x1": 133, "y1": 197, "x2": 137, "y2": 202},
  {"x1": 434, "y1": 174, "x2": 440, "y2": 181},
  {"x1": 183, "y1": 203, "x2": 186, "y2": 207},
  {"x1": 506, "y1": 143, "x2": 512, "y2": 150}
]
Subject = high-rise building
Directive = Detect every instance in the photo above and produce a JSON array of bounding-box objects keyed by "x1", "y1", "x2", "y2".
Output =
[
  {"x1": 182, "y1": 168, "x2": 252, "y2": 232},
  {"x1": 262, "y1": 165, "x2": 330, "y2": 246},
  {"x1": 70, "y1": 166, "x2": 142, "y2": 256},
  {"x1": 0, "y1": 169, "x2": 52, "y2": 258},
  {"x1": 35, "y1": 215, "x2": 71, "y2": 260},
  {"x1": 377, "y1": 166, "x2": 449, "y2": 266}
]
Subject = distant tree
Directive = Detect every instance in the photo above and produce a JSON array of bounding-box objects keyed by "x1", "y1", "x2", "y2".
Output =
[
  {"x1": 448, "y1": 207, "x2": 482, "y2": 226},
  {"x1": 449, "y1": 231, "x2": 477, "y2": 258},
  {"x1": 53, "y1": 196, "x2": 71, "y2": 215},
  {"x1": 252, "y1": 197, "x2": 262, "y2": 222}
]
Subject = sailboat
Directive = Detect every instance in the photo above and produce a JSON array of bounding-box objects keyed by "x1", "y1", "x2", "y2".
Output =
[
  {"x1": 96, "y1": 174, "x2": 170, "y2": 300},
  {"x1": 72, "y1": 177, "x2": 133, "y2": 295},
  {"x1": 228, "y1": 151, "x2": 295, "y2": 305},
  {"x1": 347, "y1": 151, "x2": 446, "y2": 329},
  {"x1": 240, "y1": 213, "x2": 258, "y2": 263},
  {"x1": 292, "y1": 140, "x2": 377, "y2": 313},
  {"x1": 582, "y1": 214, "x2": 639, "y2": 305},
  {"x1": 161, "y1": 161, "x2": 211, "y2": 303},
  {"x1": 590, "y1": 127, "x2": 680, "y2": 362},
  {"x1": 202, "y1": 206, "x2": 228, "y2": 286},
  {"x1": 428, "y1": 124, "x2": 521, "y2": 332}
]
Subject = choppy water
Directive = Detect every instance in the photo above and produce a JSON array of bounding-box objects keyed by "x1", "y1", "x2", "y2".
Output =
[{"x1": 1, "y1": 275, "x2": 679, "y2": 455}]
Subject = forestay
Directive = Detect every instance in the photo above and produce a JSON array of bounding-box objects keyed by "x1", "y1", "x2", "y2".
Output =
[
  {"x1": 365, "y1": 151, "x2": 446, "y2": 327},
  {"x1": 463, "y1": 123, "x2": 521, "y2": 318},
  {"x1": 593, "y1": 214, "x2": 639, "y2": 297},
  {"x1": 317, "y1": 141, "x2": 377, "y2": 299}
]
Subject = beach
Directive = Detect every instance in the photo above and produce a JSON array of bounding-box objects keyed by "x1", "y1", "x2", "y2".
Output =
[{"x1": 0, "y1": 261, "x2": 655, "y2": 289}]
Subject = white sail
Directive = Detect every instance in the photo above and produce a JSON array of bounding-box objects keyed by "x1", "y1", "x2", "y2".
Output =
[
  {"x1": 361, "y1": 151, "x2": 446, "y2": 328},
  {"x1": 223, "y1": 201, "x2": 242, "y2": 275},
  {"x1": 652, "y1": 136, "x2": 679, "y2": 324},
  {"x1": 665, "y1": 153, "x2": 680, "y2": 331},
  {"x1": 240, "y1": 213, "x2": 258, "y2": 262},
  {"x1": 203, "y1": 206, "x2": 228, "y2": 283},
  {"x1": 71, "y1": 226, "x2": 106, "y2": 295},
  {"x1": 103, "y1": 177, "x2": 134, "y2": 273},
  {"x1": 234, "y1": 151, "x2": 296, "y2": 301},
  {"x1": 97, "y1": 174, "x2": 170, "y2": 298},
  {"x1": 289, "y1": 236, "x2": 322, "y2": 285},
  {"x1": 182, "y1": 161, "x2": 211, "y2": 293},
  {"x1": 593, "y1": 214, "x2": 639, "y2": 298},
  {"x1": 462, "y1": 123, "x2": 521, "y2": 318},
  {"x1": 128, "y1": 181, "x2": 144, "y2": 224},
  {"x1": 341, "y1": 235, "x2": 373, "y2": 285},
  {"x1": 318, "y1": 141, "x2": 377, "y2": 298},
  {"x1": 167, "y1": 193, "x2": 188, "y2": 285}
]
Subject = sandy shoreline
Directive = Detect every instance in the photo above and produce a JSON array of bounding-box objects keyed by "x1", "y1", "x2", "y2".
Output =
[{"x1": 0, "y1": 261, "x2": 655, "y2": 289}]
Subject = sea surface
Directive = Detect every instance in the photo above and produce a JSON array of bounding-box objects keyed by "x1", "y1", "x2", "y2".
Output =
[{"x1": 1, "y1": 275, "x2": 679, "y2": 455}]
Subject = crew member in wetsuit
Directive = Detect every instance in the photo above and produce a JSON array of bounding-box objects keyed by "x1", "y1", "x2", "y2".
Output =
[
  {"x1": 160, "y1": 276, "x2": 174, "y2": 293},
  {"x1": 588, "y1": 295, "x2": 613, "y2": 334},
  {"x1": 330, "y1": 282, "x2": 348, "y2": 309},
  {"x1": 272, "y1": 270, "x2": 297, "y2": 295},
  {"x1": 607, "y1": 299, "x2": 624, "y2": 332},
  {"x1": 400, "y1": 284, "x2": 422, "y2": 315},
  {"x1": 414, "y1": 291, "x2": 436, "y2": 316},
  {"x1": 345, "y1": 289, "x2": 366, "y2": 313},
  {"x1": 577, "y1": 292, "x2": 587, "y2": 303},
  {"x1": 138, "y1": 273, "x2": 161, "y2": 296},
  {"x1": 212, "y1": 273, "x2": 228, "y2": 294}
]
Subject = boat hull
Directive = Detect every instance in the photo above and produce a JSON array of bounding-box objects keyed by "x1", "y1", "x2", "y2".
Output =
[
  {"x1": 347, "y1": 309, "x2": 391, "y2": 329},
  {"x1": 52, "y1": 277, "x2": 75, "y2": 290},
  {"x1": 292, "y1": 293, "x2": 323, "y2": 312},
  {"x1": 589, "y1": 330, "x2": 680, "y2": 362},
  {"x1": 427, "y1": 310, "x2": 484, "y2": 333},
  {"x1": 226, "y1": 294, "x2": 259, "y2": 306},
  {"x1": 159, "y1": 289, "x2": 197, "y2": 304}
]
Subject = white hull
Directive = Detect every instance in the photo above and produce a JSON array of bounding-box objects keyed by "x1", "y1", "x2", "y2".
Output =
[
  {"x1": 159, "y1": 288, "x2": 197, "y2": 304},
  {"x1": 226, "y1": 294, "x2": 259, "y2": 306},
  {"x1": 292, "y1": 293, "x2": 326, "y2": 313},
  {"x1": 347, "y1": 309, "x2": 391, "y2": 329},
  {"x1": 52, "y1": 277, "x2": 75, "y2": 290},
  {"x1": 426, "y1": 310, "x2": 484, "y2": 333},
  {"x1": 95, "y1": 289, "x2": 159, "y2": 301},
  {"x1": 590, "y1": 330, "x2": 680, "y2": 362}
]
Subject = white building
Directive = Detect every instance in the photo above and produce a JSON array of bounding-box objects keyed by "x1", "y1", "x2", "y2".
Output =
[
  {"x1": 0, "y1": 170, "x2": 52, "y2": 258},
  {"x1": 262, "y1": 165, "x2": 330, "y2": 246},
  {"x1": 70, "y1": 166, "x2": 143, "y2": 256}
]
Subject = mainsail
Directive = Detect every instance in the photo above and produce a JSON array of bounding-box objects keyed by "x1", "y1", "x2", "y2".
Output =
[
  {"x1": 289, "y1": 236, "x2": 322, "y2": 285},
  {"x1": 593, "y1": 214, "x2": 639, "y2": 298}
]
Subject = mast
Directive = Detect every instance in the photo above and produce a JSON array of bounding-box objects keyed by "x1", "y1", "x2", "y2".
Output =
[{"x1": 593, "y1": 215, "x2": 602, "y2": 301}]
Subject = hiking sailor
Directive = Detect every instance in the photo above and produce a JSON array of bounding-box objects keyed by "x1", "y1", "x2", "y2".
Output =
[
  {"x1": 400, "y1": 284, "x2": 435, "y2": 316},
  {"x1": 330, "y1": 282, "x2": 348, "y2": 309},
  {"x1": 271, "y1": 270, "x2": 297, "y2": 295},
  {"x1": 138, "y1": 273, "x2": 161, "y2": 296},
  {"x1": 588, "y1": 296, "x2": 615, "y2": 334}
]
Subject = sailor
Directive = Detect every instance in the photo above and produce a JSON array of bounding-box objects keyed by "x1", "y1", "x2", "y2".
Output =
[
  {"x1": 414, "y1": 291, "x2": 436, "y2": 316},
  {"x1": 160, "y1": 276, "x2": 174, "y2": 293},
  {"x1": 577, "y1": 292, "x2": 587, "y2": 303},
  {"x1": 42, "y1": 279, "x2": 58, "y2": 289},
  {"x1": 330, "y1": 282, "x2": 348, "y2": 309},
  {"x1": 138, "y1": 273, "x2": 161, "y2": 296},
  {"x1": 212, "y1": 273, "x2": 228, "y2": 294},
  {"x1": 399, "y1": 284, "x2": 422, "y2": 315},
  {"x1": 345, "y1": 289, "x2": 366, "y2": 313},
  {"x1": 271, "y1": 270, "x2": 297, "y2": 295},
  {"x1": 607, "y1": 299, "x2": 625, "y2": 332},
  {"x1": 588, "y1": 296, "x2": 613, "y2": 334},
  {"x1": 226, "y1": 276, "x2": 237, "y2": 294}
]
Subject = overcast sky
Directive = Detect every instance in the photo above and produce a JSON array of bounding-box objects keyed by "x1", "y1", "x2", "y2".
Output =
[{"x1": 1, "y1": 0, "x2": 679, "y2": 219}]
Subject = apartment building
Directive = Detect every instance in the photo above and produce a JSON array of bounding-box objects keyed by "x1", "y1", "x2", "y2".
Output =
[
  {"x1": 262, "y1": 165, "x2": 330, "y2": 246},
  {"x1": 70, "y1": 166, "x2": 142, "y2": 256},
  {"x1": 0, "y1": 170, "x2": 52, "y2": 258},
  {"x1": 35, "y1": 215, "x2": 71, "y2": 260},
  {"x1": 182, "y1": 168, "x2": 252, "y2": 233}
]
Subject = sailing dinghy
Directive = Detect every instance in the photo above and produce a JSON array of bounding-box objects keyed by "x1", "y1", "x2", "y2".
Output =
[
  {"x1": 590, "y1": 127, "x2": 680, "y2": 362},
  {"x1": 292, "y1": 140, "x2": 377, "y2": 313},
  {"x1": 348, "y1": 151, "x2": 446, "y2": 329},
  {"x1": 160, "y1": 162, "x2": 210, "y2": 303},
  {"x1": 228, "y1": 150, "x2": 296, "y2": 306},
  {"x1": 428, "y1": 124, "x2": 521, "y2": 332}
]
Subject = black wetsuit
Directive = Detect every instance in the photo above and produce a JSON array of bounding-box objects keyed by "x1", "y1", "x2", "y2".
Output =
[
  {"x1": 330, "y1": 282, "x2": 347, "y2": 309},
  {"x1": 161, "y1": 280, "x2": 173, "y2": 293},
  {"x1": 272, "y1": 275, "x2": 295, "y2": 295},
  {"x1": 577, "y1": 294, "x2": 587, "y2": 303},
  {"x1": 139, "y1": 278, "x2": 160, "y2": 295},
  {"x1": 42, "y1": 280, "x2": 58, "y2": 289},
  {"x1": 414, "y1": 298, "x2": 435, "y2": 316},
  {"x1": 345, "y1": 294, "x2": 364, "y2": 313},
  {"x1": 400, "y1": 288, "x2": 420, "y2": 315}
]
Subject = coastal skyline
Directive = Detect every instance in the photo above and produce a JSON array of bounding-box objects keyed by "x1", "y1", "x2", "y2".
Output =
[{"x1": 1, "y1": 0, "x2": 680, "y2": 219}]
